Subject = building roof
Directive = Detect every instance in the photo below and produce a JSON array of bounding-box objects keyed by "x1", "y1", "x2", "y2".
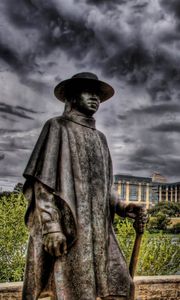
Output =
[
  {"x1": 114, "y1": 174, "x2": 180, "y2": 186},
  {"x1": 114, "y1": 174, "x2": 152, "y2": 184}
]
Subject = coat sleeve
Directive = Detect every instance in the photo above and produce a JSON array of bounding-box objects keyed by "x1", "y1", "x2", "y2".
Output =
[{"x1": 34, "y1": 181, "x2": 63, "y2": 235}]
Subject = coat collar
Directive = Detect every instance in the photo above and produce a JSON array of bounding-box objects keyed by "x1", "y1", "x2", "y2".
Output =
[{"x1": 62, "y1": 110, "x2": 96, "y2": 129}]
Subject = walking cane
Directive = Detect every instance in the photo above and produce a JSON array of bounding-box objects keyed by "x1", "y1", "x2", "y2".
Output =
[
  {"x1": 54, "y1": 255, "x2": 66, "y2": 300},
  {"x1": 129, "y1": 208, "x2": 145, "y2": 300},
  {"x1": 129, "y1": 229, "x2": 143, "y2": 278}
]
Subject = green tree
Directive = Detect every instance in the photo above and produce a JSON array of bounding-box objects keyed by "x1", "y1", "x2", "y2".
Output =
[{"x1": 0, "y1": 192, "x2": 28, "y2": 282}]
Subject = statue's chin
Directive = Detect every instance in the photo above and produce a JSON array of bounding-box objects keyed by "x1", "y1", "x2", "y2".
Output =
[{"x1": 77, "y1": 107, "x2": 98, "y2": 117}]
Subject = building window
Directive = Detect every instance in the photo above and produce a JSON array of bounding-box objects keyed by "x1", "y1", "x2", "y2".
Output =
[
  {"x1": 141, "y1": 185, "x2": 146, "y2": 202},
  {"x1": 130, "y1": 184, "x2": 138, "y2": 201},
  {"x1": 120, "y1": 183, "x2": 126, "y2": 201},
  {"x1": 152, "y1": 185, "x2": 158, "y2": 203},
  {"x1": 161, "y1": 186, "x2": 166, "y2": 202}
]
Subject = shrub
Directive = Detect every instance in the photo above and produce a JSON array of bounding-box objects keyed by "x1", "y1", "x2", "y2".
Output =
[
  {"x1": 148, "y1": 202, "x2": 180, "y2": 218},
  {"x1": 147, "y1": 212, "x2": 171, "y2": 231},
  {"x1": 114, "y1": 217, "x2": 135, "y2": 264},
  {"x1": 114, "y1": 217, "x2": 180, "y2": 276}
]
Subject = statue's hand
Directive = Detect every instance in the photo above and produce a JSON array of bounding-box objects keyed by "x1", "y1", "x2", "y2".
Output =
[
  {"x1": 125, "y1": 203, "x2": 148, "y2": 233},
  {"x1": 43, "y1": 232, "x2": 67, "y2": 257}
]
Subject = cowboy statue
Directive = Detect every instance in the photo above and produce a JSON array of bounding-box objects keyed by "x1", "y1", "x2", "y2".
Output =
[{"x1": 22, "y1": 72, "x2": 147, "y2": 300}]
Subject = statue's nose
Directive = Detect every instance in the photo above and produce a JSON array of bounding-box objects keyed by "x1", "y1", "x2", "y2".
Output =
[{"x1": 90, "y1": 95, "x2": 100, "y2": 102}]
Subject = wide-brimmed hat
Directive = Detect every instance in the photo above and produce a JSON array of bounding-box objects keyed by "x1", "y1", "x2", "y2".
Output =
[{"x1": 54, "y1": 72, "x2": 114, "y2": 102}]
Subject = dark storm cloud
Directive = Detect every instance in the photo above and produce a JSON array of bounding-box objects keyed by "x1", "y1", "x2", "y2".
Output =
[
  {"x1": 71, "y1": 0, "x2": 180, "y2": 104},
  {"x1": 129, "y1": 149, "x2": 180, "y2": 179},
  {"x1": 131, "y1": 147, "x2": 156, "y2": 159},
  {"x1": 20, "y1": 77, "x2": 50, "y2": 94},
  {"x1": 1, "y1": 0, "x2": 180, "y2": 100},
  {"x1": 0, "y1": 129, "x2": 24, "y2": 134},
  {"x1": 1, "y1": 0, "x2": 96, "y2": 71},
  {"x1": 0, "y1": 42, "x2": 24, "y2": 71},
  {"x1": 0, "y1": 153, "x2": 5, "y2": 160},
  {"x1": 123, "y1": 137, "x2": 135, "y2": 144},
  {"x1": 151, "y1": 122, "x2": 180, "y2": 133},
  {"x1": 127, "y1": 144, "x2": 178, "y2": 178},
  {"x1": 86, "y1": 0, "x2": 123, "y2": 5},
  {"x1": 0, "y1": 103, "x2": 34, "y2": 119},
  {"x1": 126, "y1": 103, "x2": 180, "y2": 116},
  {"x1": 129, "y1": 147, "x2": 161, "y2": 172},
  {"x1": 0, "y1": 2, "x2": 151, "y2": 75},
  {"x1": 160, "y1": 0, "x2": 180, "y2": 18}
]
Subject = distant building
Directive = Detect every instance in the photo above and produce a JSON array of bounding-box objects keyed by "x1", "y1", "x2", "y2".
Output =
[{"x1": 114, "y1": 172, "x2": 180, "y2": 208}]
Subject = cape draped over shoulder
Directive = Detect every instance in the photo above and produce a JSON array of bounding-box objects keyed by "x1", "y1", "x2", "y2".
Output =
[{"x1": 23, "y1": 117, "x2": 77, "y2": 242}]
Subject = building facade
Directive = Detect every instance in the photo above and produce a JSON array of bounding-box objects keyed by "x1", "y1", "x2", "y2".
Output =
[{"x1": 114, "y1": 173, "x2": 180, "y2": 208}]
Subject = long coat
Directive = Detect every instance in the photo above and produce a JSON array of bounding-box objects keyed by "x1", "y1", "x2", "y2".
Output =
[{"x1": 22, "y1": 113, "x2": 134, "y2": 300}]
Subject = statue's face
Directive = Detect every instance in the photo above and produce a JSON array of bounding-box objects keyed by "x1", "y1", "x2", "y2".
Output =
[{"x1": 75, "y1": 91, "x2": 100, "y2": 116}]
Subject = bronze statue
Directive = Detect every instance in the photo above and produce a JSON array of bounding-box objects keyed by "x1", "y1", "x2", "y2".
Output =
[{"x1": 22, "y1": 72, "x2": 146, "y2": 300}]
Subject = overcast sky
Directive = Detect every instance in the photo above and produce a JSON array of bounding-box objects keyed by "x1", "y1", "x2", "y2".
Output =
[{"x1": 0, "y1": 0, "x2": 180, "y2": 186}]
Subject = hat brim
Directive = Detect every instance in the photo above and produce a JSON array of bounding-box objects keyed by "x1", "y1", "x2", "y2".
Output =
[{"x1": 54, "y1": 77, "x2": 114, "y2": 102}]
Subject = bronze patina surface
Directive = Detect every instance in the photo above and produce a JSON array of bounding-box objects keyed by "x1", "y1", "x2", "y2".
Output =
[{"x1": 22, "y1": 73, "x2": 146, "y2": 300}]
